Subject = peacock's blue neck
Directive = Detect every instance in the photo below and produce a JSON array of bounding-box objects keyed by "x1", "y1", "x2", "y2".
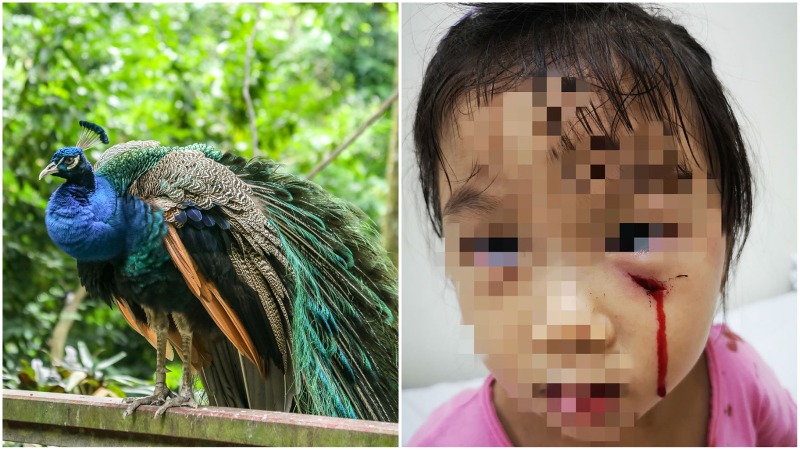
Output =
[
  {"x1": 46, "y1": 174, "x2": 130, "y2": 262},
  {"x1": 64, "y1": 169, "x2": 97, "y2": 191},
  {"x1": 54, "y1": 177, "x2": 97, "y2": 208}
]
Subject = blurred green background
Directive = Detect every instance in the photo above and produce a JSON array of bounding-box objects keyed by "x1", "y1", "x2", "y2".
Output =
[{"x1": 2, "y1": 2, "x2": 397, "y2": 392}]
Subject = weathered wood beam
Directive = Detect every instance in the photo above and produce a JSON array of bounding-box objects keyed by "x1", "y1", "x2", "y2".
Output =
[{"x1": 2, "y1": 390, "x2": 398, "y2": 447}]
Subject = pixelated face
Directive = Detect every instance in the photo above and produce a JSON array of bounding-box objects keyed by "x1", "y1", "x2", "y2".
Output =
[{"x1": 438, "y1": 75, "x2": 725, "y2": 441}]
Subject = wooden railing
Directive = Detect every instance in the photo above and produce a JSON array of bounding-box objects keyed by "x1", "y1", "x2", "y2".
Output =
[{"x1": 2, "y1": 390, "x2": 398, "y2": 446}]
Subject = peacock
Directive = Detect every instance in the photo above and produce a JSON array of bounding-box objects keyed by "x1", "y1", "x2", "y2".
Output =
[{"x1": 39, "y1": 120, "x2": 398, "y2": 422}]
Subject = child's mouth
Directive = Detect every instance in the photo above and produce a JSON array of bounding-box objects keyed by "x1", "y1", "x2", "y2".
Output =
[{"x1": 545, "y1": 383, "x2": 626, "y2": 415}]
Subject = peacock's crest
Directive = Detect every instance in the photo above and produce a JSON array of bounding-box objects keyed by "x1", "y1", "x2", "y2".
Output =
[{"x1": 76, "y1": 120, "x2": 109, "y2": 150}]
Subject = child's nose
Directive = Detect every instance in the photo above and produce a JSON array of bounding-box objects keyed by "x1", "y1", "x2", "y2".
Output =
[
  {"x1": 532, "y1": 325, "x2": 601, "y2": 354},
  {"x1": 542, "y1": 289, "x2": 617, "y2": 355}
]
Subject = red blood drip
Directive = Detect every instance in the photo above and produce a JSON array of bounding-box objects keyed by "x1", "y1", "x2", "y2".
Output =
[
  {"x1": 653, "y1": 289, "x2": 668, "y2": 398},
  {"x1": 629, "y1": 275, "x2": 668, "y2": 397}
]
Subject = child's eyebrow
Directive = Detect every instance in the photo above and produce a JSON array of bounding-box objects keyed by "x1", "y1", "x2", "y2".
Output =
[
  {"x1": 443, "y1": 185, "x2": 501, "y2": 218},
  {"x1": 549, "y1": 135, "x2": 577, "y2": 161},
  {"x1": 550, "y1": 130, "x2": 624, "y2": 160}
]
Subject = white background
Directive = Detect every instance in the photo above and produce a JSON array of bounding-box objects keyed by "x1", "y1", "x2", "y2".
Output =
[{"x1": 400, "y1": 3, "x2": 798, "y2": 388}]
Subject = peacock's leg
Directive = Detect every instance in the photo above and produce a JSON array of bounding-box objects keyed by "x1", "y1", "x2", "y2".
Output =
[
  {"x1": 154, "y1": 312, "x2": 198, "y2": 417},
  {"x1": 123, "y1": 307, "x2": 175, "y2": 417}
]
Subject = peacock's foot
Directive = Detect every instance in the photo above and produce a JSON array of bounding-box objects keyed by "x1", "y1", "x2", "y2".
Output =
[
  {"x1": 122, "y1": 385, "x2": 175, "y2": 417},
  {"x1": 154, "y1": 392, "x2": 198, "y2": 418}
]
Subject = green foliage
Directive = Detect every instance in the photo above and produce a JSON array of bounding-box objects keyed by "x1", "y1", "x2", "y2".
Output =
[
  {"x1": 3, "y1": 3, "x2": 397, "y2": 380},
  {"x1": 2, "y1": 342, "x2": 153, "y2": 398}
]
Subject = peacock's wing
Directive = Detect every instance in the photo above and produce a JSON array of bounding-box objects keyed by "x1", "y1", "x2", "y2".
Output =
[
  {"x1": 218, "y1": 153, "x2": 399, "y2": 422},
  {"x1": 94, "y1": 142, "x2": 292, "y2": 411},
  {"x1": 124, "y1": 148, "x2": 293, "y2": 376}
]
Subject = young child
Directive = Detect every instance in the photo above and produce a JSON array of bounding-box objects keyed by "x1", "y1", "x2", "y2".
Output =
[{"x1": 408, "y1": 3, "x2": 796, "y2": 446}]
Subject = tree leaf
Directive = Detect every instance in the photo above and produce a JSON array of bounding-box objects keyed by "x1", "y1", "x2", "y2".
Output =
[
  {"x1": 76, "y1": 341, "x2": 94, "y2": 369},
  {"x1": 64, "y1": 370, "x2": 88, "y2": 392},
  {"x1": 95, "y1": 351, "x2": 126, "y2": 371},
  {"x1": 91, "y1": 387, "x2": 114, "y2": 397},
  {"x1": 104, "y1": 384, "x2": 126, "y2": 398}
]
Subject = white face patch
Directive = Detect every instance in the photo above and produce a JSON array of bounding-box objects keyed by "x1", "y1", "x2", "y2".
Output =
[{"x1": 64, "y1": 156, "x2": 81, "y2": 170}]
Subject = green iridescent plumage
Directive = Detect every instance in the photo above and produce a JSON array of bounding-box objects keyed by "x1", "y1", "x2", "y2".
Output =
[
  {"x1": 84, "y1": 140, "x2": 398, "y2": 421},
  {"x1": 219, "y1": 153, "x2": 397, "y2": 419},
  {"x1": 95, "y1": 143, "x2": 221, "y2": 195}
]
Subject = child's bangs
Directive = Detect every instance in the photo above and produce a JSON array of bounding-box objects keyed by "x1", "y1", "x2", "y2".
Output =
[{"x1": 461, "y1": 13, "x2": 704, "y2": 171}]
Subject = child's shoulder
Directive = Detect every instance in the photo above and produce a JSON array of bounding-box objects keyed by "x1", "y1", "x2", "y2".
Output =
[
  {"x1": 706, "y1": 323, "x2": 797, "y2": 446},
  {"x1": 408, "y1": 376, "x2": 511, "y2": 447}
]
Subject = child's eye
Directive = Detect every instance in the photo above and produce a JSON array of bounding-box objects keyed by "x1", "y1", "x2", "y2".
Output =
[
  {"x1": 460, "y1": 237, "x2": 519, "y2": 267},
  {"x1": 482, "y1": 237, "x2": 519, "y2": 253},
  {"x1": 676, "y1": 165, "x2": 693, "y2": 179},
  {"x1": 460, "y1": 237, "x2": 519, "y2": 253}
]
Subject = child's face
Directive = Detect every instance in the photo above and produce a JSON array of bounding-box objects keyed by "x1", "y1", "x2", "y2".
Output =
[{"x1": 439, "y1": 75, "x2": 726, "y2": 440}]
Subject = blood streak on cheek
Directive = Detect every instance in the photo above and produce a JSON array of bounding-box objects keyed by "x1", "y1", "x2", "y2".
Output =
[{"x1": 629, "y1": 274, "x2": 669, "y2": 398}]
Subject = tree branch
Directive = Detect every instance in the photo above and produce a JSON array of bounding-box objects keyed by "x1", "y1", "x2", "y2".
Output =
[
  {"x1": 49, "y1": 285, "x2": 87, "y2": 364},
  {"x1": 307, "y1": 89, "x2": 399, "y2": 180},
  {"x1": 243, "y1": 4, "x2": 263, "y2": 158}
]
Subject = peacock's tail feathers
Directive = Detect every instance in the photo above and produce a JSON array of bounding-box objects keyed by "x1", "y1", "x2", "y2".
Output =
[
  {"x1": 218, "y1": 153, "x2": 398, "y2": 422},
  {"x1": 199, "y1": 338, "x2": 293, "y2": 411}
]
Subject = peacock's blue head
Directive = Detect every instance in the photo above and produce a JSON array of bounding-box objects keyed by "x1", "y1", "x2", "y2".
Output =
[
  {"x1": 39, "y1": 147, "x2": 92, "y2": 180},
  {"x1": 39, "y1": 121, "x2": 109, "y2": 181}
]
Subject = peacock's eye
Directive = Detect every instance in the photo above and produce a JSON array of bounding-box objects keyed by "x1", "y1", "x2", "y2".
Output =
[{"x1": 63, "y1": 156, "x2": 75, "y2": 165}]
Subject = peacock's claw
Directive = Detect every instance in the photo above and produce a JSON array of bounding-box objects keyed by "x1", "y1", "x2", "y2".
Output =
[
  {"x1": 154, "y1": 393, "x2": 197, "y2": 418},
  {"x1": 122, "y1": 385, "x2": 175, "y2": 417}
]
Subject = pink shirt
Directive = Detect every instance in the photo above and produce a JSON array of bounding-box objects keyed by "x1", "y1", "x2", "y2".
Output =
[{"x1": 409, "y1": 324, "x2": 796, "y2": 446}]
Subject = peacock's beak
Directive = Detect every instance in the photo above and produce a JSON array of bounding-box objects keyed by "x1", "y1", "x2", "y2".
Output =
[{"x1": 38, "y1": 162, "x2": 58, "y2": 180}]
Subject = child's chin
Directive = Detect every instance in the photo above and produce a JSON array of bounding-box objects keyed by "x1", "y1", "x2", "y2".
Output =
[
  {"x1": 543, "y1": 403, "x2": 636, "y2": 442},
  {"x1": 553, "y1": 420, "x2": 631, "y2": 442}
]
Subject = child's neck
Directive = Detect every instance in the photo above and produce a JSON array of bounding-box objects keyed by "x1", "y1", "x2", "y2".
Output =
[{"x1": 492, "y1": 353, "x2": 710, "y2": 446}]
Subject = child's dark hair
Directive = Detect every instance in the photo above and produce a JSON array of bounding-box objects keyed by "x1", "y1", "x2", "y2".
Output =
[{"x1": 414, "y1": 3, "x2": 753, "y2": 296}]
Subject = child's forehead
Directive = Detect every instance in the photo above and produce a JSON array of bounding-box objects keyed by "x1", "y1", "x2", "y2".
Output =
[
  {"x1": 471, "y1": 77, "x2": 593, "y2": 120},
  {"x1": 473, "y1": 75, "x2": 608, "y2": 121},
  {"x1": 438, "y1": 73, "x2": 716, "y2": 222},
  {"x1": 514, "y1": 75, "x2": 594, "y2": 97},
  {"x1": 450, "y1": 74, "x2": 699, "y2": 167}
]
